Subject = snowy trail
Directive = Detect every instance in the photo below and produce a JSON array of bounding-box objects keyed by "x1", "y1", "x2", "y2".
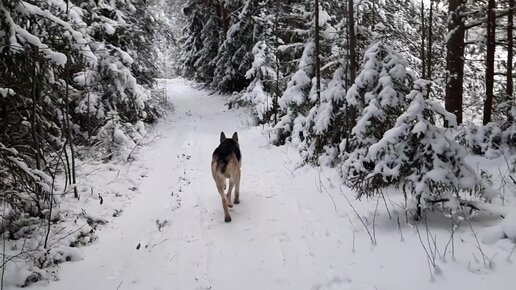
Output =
[
  {"x1": 31, "y1": 79, "x2": 516, "y2": 290},
  {"x1": 31, "y1": 79, "x2": 347, "y2": 290}
]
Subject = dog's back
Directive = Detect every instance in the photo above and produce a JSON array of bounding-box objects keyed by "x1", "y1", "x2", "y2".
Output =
[{"x1": 212, "y1": 138, "x2": 241, "y2": 176}]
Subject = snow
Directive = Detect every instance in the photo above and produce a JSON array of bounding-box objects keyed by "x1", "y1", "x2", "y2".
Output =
[
  {"x1": 13, "y1": 24, "x2": 68, "y2": 66},
  {"x1": 6, "y1": 156, "x2": 39, "y2": 182},
  {"x1": 313, "y1": 102, "x2": 332, "y2": 134},
  {"x1": 113, "y1": 46, "x2": 134, "y2": 64},
  {"x1": 0, "y1": 143, "x2": 18, "y2": 154},
  {"x1": 412, "y1": 120, "x2": 428, "y2": 135},
  {"x1": 0, "y1": 88, "x2": 15, "y2": 97},
  {"x1": 8, "y1": 79, "x2": 516, "y2": 290},
  {"x1": 482, "y1": 212, "x2": 516, "y2": 248},
  {"x1": 239, "y1": 40, "x2": 276, "y2": 122},
  {"x1": 502, "y1": 213, "x2": 516, "y2": 240},
  {"x1": 11, "y1": 1, "x2": 96, "y2": 66},
  {"x1": 2, "y1": 268, "x2": 34, "y2": 289},
  {"x1": 104, "y1": 22, "x2": 116, "y2": 35}
]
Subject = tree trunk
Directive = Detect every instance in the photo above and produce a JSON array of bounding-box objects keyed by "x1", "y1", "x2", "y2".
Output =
[
  {"x1": 315, "y1": 0, "x2": 321, "y2": 102},
  {"x1": 421, "y1": 0, "x2": 426, "y2": 79},
  {"x1": 31, "y1": 63, "x2": 41, "y2": 171},
  {"x1": 508, "y1": 0, "x2": 514, "y2": 121},
  {"x1": 63, "y1": 139, "x2": 70, "y2": 192},
  {"x1": 348, "y1": 0, "x2": 357, "y2": 82},
  {"x1": 220, "y1": 1, "x2": 229, "y2": 33},
  {"x1": 314, "y1": 0, "x2": 322, "y2": 157},
  {"x1": 64, "y1": 63, "x2": 78, "y2": 199},
  {"x1": 345, "y1": 0, "x2": 357, "y2": 152},
  {"x1": 273, "y1": 0, "x2": 281, "y2": 125},
  {"x1": 85, "y1": 68, "x2": 91, "y2": 149},
  {"x1": 484, "y1": 0, "x2": 496, "y2": 125},
  {"x1": 427, "y1": 0, "x2": 433, "y2": 80},
  {"x1": 445, "y1": 0, "x2": 467, "y2": 125}
]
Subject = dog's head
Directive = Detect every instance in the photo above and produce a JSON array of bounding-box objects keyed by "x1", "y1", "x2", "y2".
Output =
[{"x1": 220, "y1": 131, "x2": 238, "y2": 144}]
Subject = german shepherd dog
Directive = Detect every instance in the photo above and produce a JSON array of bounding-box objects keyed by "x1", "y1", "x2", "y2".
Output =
[{"x1": 211, "y1": 132, "x2": 241, "y2": 222}]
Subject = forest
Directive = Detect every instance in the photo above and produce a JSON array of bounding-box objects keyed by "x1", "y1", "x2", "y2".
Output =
[
  {"x1": 1, "y1": 0, "x2": 516, "y2": 288},
  {"x1": 178, "y1": 0, "x2": 515, "y2": 213}
]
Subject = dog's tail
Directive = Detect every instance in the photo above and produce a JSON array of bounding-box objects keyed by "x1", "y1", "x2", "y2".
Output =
[{"x1": 216, "y1": 158, "x2": 229, "y2": 174}]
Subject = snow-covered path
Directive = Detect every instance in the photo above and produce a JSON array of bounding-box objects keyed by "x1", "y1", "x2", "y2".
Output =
[
  {"x1": 31, "y1": 79, "x2": 516, "y2": 290},
  {"x1": 33, "y1": 79, "x2": 351, "y2": 290}
]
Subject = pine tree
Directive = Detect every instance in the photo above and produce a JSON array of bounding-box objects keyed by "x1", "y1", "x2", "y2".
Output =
[
  {"x1": 211, "y1": 0, "x2": 257, "y2": 92},
  {"x1": 178, "y1": 0, "x2": 221, "y2": 84},
  {"x1": 0, "y1": 0, "x2": 165, "y2": 239},
  {"x1": 0, "y1": 0, "x2": 96, "y2": 216},
  {"x1": 237, "y1": 2, "x2": 281, "y2": 123},
  {"x1": 71, "y1": 0, "x2": 165, "y2": 159},
  {"x1": 271, "y1": 0, "x2": 340, "y2": 155},
  {"x1": 299, "y1": 2, "x2": 347, "y2": 164},
  {"x1": 361, "y1": 80, "x2": 493, "y2": 216},
  {"x1": 340, "y1": 41, "x2": 415, "y2": 184},
  {"x1": 272, "y1": 40, "x2": 315, "y2": 147},
  {"x1": 177, "y1": 0, "x2": 205, "y2": 78}
]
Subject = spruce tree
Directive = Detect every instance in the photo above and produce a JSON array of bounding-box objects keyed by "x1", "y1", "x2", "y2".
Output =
[
  {"x1": 340, "y1": 41, "x2": 414, "y2": 185},
  {"x1": 212, "y1": 0, "x2": 257, "y2": 92},
  {"x1": 362, "y1": 80, "x2": 493, "y2": 216}
]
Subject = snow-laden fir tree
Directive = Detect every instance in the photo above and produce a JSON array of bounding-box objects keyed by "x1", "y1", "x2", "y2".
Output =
[
  {"x1": 355, "y1": 0, "x2": 422, "y2": 64},
  {"x1": 153, "y1": 0, "x2": 181, "y2": 77},
  {"x1": 271, "y1": 40, "x2": 315, "y2": 147},
  {"x1": 211, "y1": 0, "x2": 257, "y2": 92},
  {"x1": 122, "y1": 1, "x2": 161, "y2": 87},
  {"x1": 177, "y1": 0, "x2": 205, "y2": 78},
  {"x1": 360, "y1": 80, "x2": 494, "y2": 216},
  {"x1": 299, "y1": 4, "x2": 348, "y2": 165},
  {"x1": 235, "y1": 0, "x2": 283, "y2": 123},
  {"x1": 340, "y1": 41, "x2": 415, "y2": 181},
  {"x1": 72, "y1": 0, "x2": 164, "y2": 159},
  {"x1": 456, "y1": 101, "x2": 516, "y2": 158},
  {"x1": 271, "y1": 1, "x2": 335, "y2": 155},
  {"x1": 178, "y1": 0, "x2": 221, "y2": 84},
  {"x1": 305, "y1": 67, "x2": 348, "y2": 165},
  {"x1": 239, "y1": 40, "x2": 278, "y2": 123},
  {"x1": 194, "y1": 10, "x2": 221, "y2": 84},
  {"x1": 0, "y1": 1, "x2": 166, "y2": 279},
  {"x1": 0, "y1": 0, "x2": 96, "y2": 218}
]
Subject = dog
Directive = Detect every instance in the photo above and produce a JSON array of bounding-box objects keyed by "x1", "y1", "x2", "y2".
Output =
[{"x1": 211, "y1": 132, "x2": 241, "y2": 222}]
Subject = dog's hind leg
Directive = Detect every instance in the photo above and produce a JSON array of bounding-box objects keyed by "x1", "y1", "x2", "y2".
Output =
[
  {"x1": 234, "y1": 170, "x2": 241, "y2": 204},
  {"x1": 216, "y1": 177, "x2": 231, "y2": 222},
  {"x1": 226, "y1": 179, "x2": 234, "y2": 208}
]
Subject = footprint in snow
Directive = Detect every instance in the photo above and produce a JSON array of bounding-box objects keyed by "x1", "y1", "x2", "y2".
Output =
[{"x1": 312, "y1": 275, "x2": 352, "y2": 290}]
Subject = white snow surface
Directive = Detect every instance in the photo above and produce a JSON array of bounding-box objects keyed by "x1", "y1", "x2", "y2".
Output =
[{"x1": 14, "y1": 79, "x2": 516, "y2": 290}]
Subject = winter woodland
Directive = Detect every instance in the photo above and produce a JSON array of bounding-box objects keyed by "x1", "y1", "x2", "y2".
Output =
[{"x1": 1, "y1": 0, "x2": 516, "y2": 289}]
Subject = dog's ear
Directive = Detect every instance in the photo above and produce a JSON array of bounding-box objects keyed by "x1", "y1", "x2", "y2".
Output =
[
  {"x1": 220, "y1": 132, "x2": 226, "y2": 143},
  {"x1": 232, "y1": 132, "x2": 239, "y2": 142}
]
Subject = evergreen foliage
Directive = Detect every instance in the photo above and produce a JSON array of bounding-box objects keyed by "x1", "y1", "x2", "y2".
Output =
[
  {"x1": 177, "y1": 0, "x2": 514, "y2": 217},
  {"x1": 211, "y1": 0, "x2": 257, "y2": 92},
  {"x1": 0, "y1": 0, "x2": 167, "y2": 246},
  {"x1": 351, "y1": 80, "x2": 493, "y2": 216}
]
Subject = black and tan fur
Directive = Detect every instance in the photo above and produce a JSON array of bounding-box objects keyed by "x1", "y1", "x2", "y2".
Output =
[{"x1": 211, "y1": 132, "x2": 241, "y2": 222}]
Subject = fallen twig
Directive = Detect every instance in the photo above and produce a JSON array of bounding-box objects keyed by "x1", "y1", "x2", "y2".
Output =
[{"x1": 339, "y1": 186, "x2": 376, "y2": 246}]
